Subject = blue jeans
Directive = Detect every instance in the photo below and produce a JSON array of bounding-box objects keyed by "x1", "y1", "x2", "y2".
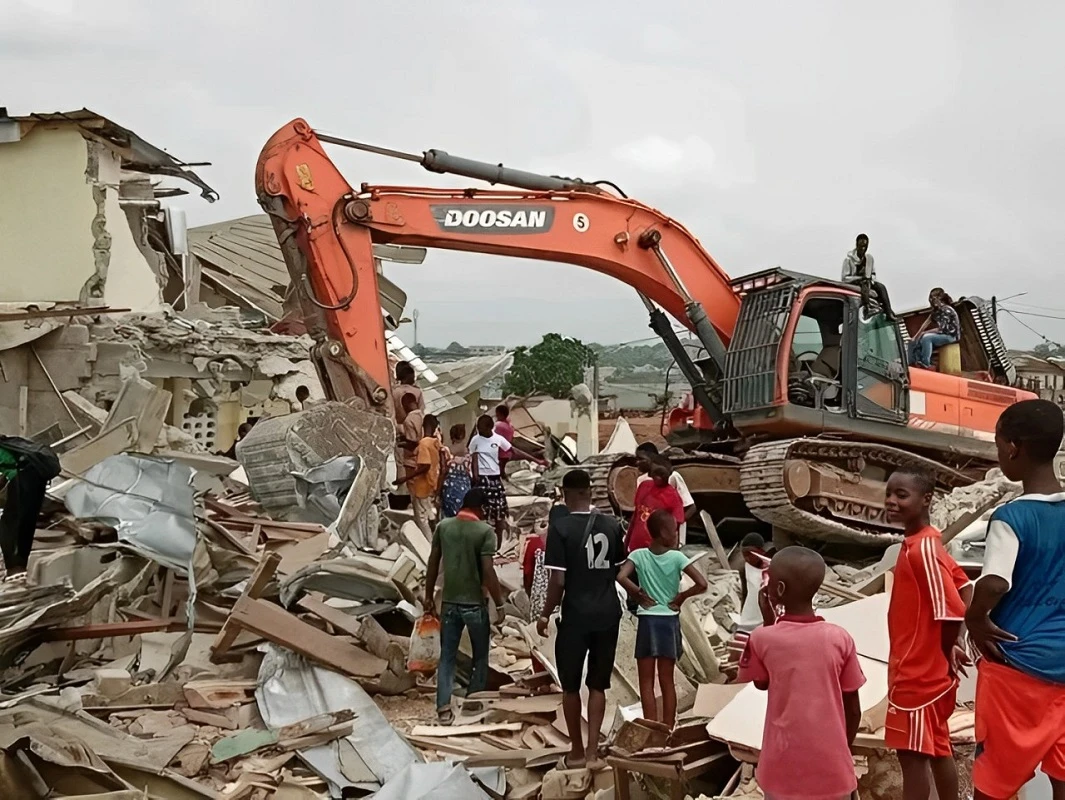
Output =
[
  {"x1": 436, "y1": 602, "x2": 490, "y2": 711},
  {"x1": 907, "y1": 333, "x2": 956, "y2": 367}
]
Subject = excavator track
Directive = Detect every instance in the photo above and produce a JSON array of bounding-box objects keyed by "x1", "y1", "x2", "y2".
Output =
[{"x1": 740, "y1": 438, "x2": 974, "y2": 546}]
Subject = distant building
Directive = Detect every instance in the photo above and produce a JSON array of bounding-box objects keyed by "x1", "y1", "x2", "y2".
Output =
[{"x1": 1009, "y1": 351, "x2": 1065, "y2": 403}]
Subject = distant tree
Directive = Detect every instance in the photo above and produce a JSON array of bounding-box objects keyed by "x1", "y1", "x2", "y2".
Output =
[
  {"x1": 411, "y1": 343, "x2": 429, "y2": 357},
  {"x1": 503, "y1": 334, "x2": 595, "y2": 398}
]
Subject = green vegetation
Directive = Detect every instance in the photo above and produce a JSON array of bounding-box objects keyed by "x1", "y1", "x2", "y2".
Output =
[{"x1": 502, "y1": 334, "x2": 596, "y2": 398}]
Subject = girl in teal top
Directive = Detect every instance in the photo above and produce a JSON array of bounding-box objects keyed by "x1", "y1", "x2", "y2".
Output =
[{"x1": 617, "y1": 509, "x2": 707, "y2": 728}]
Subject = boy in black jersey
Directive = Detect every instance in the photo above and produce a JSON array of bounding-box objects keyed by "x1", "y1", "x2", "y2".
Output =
[{"x1": 537, "y1": 469, "x2": 625, "y2": 770}]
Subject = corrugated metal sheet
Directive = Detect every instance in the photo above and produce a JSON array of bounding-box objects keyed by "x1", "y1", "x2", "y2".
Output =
[
  {"x1": 188, "y1": 214, "x2": 408, "y2": 324},
  {"x1": 422, "y1": 354, "x2": 514, "y2": 415}
]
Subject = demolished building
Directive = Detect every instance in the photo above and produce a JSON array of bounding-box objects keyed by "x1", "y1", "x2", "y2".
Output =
[{"x1": 0, "y1": 110, "x2": 331, "y2": 456}]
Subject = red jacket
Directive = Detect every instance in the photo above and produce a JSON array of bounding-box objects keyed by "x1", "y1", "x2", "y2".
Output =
[{"x1": 626, "y1": 482, "x2": 684, "y2": 552}]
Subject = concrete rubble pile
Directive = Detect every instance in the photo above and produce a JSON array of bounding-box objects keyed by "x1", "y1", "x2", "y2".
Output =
[{"x1": 0, "y1": 390, "x2": 1021, "y2": 799}]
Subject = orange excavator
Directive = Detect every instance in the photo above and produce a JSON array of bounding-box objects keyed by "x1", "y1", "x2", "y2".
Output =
[{"x1": 254, "y1": 119, "x2": 1034, "y2": 545}]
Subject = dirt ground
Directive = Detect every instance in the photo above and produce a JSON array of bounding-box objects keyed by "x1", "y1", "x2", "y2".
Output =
[{"x1": 374, "y1": 688, "x2": 438, "y2": 735}]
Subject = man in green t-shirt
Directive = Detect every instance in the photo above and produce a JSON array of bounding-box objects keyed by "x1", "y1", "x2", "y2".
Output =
[{"x1": 423, "y1": 488, "x2": 505, "y2": 723}]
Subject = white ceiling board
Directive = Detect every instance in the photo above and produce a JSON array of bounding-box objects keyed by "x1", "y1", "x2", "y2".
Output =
[
  {"x1": 707, "y1": 656, "x2": 887, "y2": 751},
  {"x1": 819, "y1": 592, "x2": 890, "y2": 663}
]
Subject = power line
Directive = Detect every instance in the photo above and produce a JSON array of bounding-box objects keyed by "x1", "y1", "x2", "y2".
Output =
[
  {"x1": 1001, "y1": 309, "x2": 1065, "y2": 349},
  {"x1": 598, "y1": 331, "x2": 694, "y2": 349},
  {"x1": 1000, "y1": 306, "x2": 1065, "y2": 322},
  {"x1": 1002, "y1": 300, "x2": 1065, "y2": 314}
]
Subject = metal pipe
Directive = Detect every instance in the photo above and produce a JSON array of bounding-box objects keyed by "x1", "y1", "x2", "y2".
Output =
[
  {"x1": 315, "y1": 132, "x2": 584, "y2": 192},
  {"x1": 420, "y1": 150, "x2": 577, "y2": 191},
  {"x1": 642, "y1": 243, "x2": 729, "y2": 374},
  {"x1": 314, "y1": 133, "x2": 423, "y2": 163},
  {"x1": 638, "y1": 292, "x2": 724, "y2": 426},
  {"x1": 30, "y1": 347, "x2": 78, "y2": 424},
  {"x1": 644, "y1": 238, "x2": 694, "y2": 304}
]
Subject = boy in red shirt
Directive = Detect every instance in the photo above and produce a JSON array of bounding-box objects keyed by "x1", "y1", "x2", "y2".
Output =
[
  {"x1": 738, "y1": 545, "x2": 866, "y2": 800},
  {"x1": 884, "y1": 467, "x2": 971, "y2": 800},
  {"x1": 626, "y1": 458, "x2": 684, "y2": 553}
]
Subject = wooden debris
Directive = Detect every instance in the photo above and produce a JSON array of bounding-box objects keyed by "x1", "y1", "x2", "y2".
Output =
[
  {"x1": 183, "y1": 679, "x2": 258, "y2": 709},
  {"x1": 210, "y1": 552, "x2": 386, "y2": 679},
  {"x1": 210, "y1": 711, "x2": 355, "y2": 763},
  {"x1": 410, "y1": 722, "x2": 524, "y2": 738}
]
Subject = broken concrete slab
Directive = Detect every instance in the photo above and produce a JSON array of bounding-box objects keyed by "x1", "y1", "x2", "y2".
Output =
[
  {"x1": 60, "y1": 418, "x2": 137, "y2": 475},
  {"x1": 103, "y1": 375, "x2": 172, "y2": 453}
]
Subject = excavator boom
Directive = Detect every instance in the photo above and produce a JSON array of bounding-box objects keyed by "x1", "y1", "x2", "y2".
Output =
[{"x1": 255, "y1": 119, "x2": 740, "y2": 420}]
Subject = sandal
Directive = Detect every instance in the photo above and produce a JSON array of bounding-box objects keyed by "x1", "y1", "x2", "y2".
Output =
[{"x1": 436, "y1": 707, "x2": 455, "y2": 724}]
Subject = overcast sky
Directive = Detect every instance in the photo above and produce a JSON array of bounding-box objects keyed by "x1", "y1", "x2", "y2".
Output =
[{"x1": 5, "y1": 1, "x2": 1065, "y2": 350}]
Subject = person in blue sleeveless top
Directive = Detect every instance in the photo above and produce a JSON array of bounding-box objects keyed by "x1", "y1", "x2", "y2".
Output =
[{"x1": 967, "y1": 399, "x2": 1065, "y2": 800}]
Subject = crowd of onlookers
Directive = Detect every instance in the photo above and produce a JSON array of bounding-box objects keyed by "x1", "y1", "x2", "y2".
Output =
[{"x1": 420, "y1": 393, "x2": 1065, "y2": 799}]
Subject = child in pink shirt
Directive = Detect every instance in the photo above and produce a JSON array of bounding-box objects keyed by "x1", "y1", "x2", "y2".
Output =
[{"x1": 738, "y1": 546, "x2": 865, "y2": 800}]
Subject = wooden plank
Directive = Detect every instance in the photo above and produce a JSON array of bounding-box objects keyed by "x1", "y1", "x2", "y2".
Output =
[
  {"x1": 204, "y1": 501, "x2": 324, "y2": 532},
  {"x1": 226, "y1": 595, "x2": 387, "y2": 678},
  {"x1": 182, "y1": 707, "x2": 238, "y2": 730},
  {"x1": 463, "y1": 746, "x2": 567, "y2": 768},
  {"x1": 184, "y1": 680, "x2": 257, "y2": 710},
  {"x1": 409, "y1": 722, "x2": 523, "y2": 738},
  {"x1": 43, "y1": 618, "x2": 219, "y2": 641},
  {"x1": 606, "y1": 755, "x2": 682, "y2": 781},
  {"x1": 60, "y1": 418, "x2": 137, "y2": 475},
  {"x1": 211, "y1": 552, "x2": 280, "y2": 662},
  {"x1": 204, "y1": 519, "x2": 257, "y2": 556},
  {"x1": 403, "y1": 736, "x2": 496, "y2": 757},
  {"x1": 493, "y1": 694, "x2": 564, "y2": 716},
  {"x1": 679, "y1": 751, "x2": 729, "y2": 778},
  {"x1": 297, "y1": 595, "x2": 364, "y2": 638},
  {"x1": 699, "y1": 511, "x2": 731, "y2": 572}
]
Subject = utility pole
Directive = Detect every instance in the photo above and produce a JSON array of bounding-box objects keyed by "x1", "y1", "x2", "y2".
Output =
[
  {"x1": 991, "y1": 296, "x2": 997, "y2": 324},
  {"x1": 412, "y1": 308, "x2": 419, "y2": 347}
]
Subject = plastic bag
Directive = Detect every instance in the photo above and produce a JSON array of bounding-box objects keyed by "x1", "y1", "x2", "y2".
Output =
[{"x1": 407, "y1": 613, "x2": 441, "y2": 674}]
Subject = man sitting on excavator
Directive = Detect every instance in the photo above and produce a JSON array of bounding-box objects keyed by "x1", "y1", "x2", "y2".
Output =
[{"x1": 842, "y1": 233, "x2": 896, "y2": 321}]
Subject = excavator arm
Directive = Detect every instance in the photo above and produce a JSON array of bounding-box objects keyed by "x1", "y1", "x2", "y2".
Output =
[{"x1": 255, "y1": 119, "x2": 741, "y2": 422}]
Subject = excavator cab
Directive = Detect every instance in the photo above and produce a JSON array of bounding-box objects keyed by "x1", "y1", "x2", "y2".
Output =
[{"x1": 673, "y1": 269, "x2": 909, "y2": 441}]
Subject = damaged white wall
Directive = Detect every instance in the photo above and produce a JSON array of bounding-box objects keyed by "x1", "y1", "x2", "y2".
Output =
[
  {"x1": 0, "y1": 123, "x2": 162, "y2": 311},
  {"x1": 526, "y1": 397, "x2": 599, "y2": 460}
]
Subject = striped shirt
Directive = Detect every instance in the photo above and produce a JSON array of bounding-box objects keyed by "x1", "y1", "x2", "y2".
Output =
[{"x1": 887, "y1": 526, "x2": 969, "y2": 709}]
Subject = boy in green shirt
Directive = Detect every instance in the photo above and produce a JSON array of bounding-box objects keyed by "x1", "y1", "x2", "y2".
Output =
[{"x1": 617, "y1": 509, "x2": 707, "y2": 728}]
